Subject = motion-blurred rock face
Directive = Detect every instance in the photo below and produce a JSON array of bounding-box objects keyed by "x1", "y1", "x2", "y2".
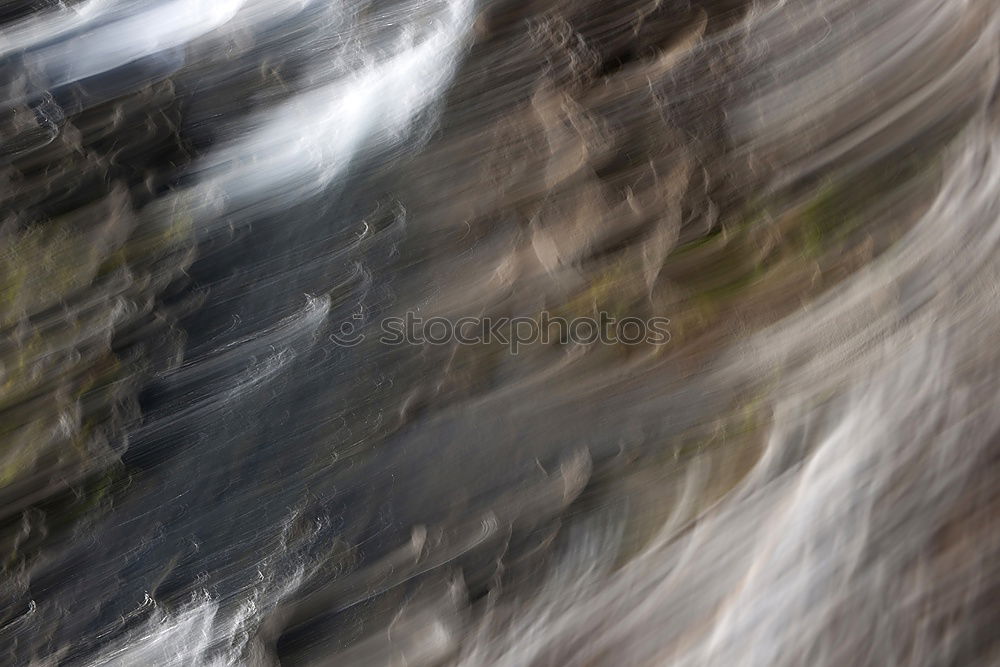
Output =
[{"x1": 0, "y1": 0, "x2": 998, "y2": 665}]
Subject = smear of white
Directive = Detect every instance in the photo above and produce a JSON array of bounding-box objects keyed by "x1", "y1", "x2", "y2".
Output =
[
  {"x1": 191, "y1": 0, "x2": 475, "y2": 213},
  {"x1": 0, "y1": 0, "x2": 115, "y2": 58},
  {"x1": 20, "y1": 0, "x2": 244, "y2": 89}
]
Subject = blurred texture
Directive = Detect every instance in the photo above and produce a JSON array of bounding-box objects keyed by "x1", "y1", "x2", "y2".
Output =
[{"x1": 0, "y1": 0, "x2": 998, "y2": 664}]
